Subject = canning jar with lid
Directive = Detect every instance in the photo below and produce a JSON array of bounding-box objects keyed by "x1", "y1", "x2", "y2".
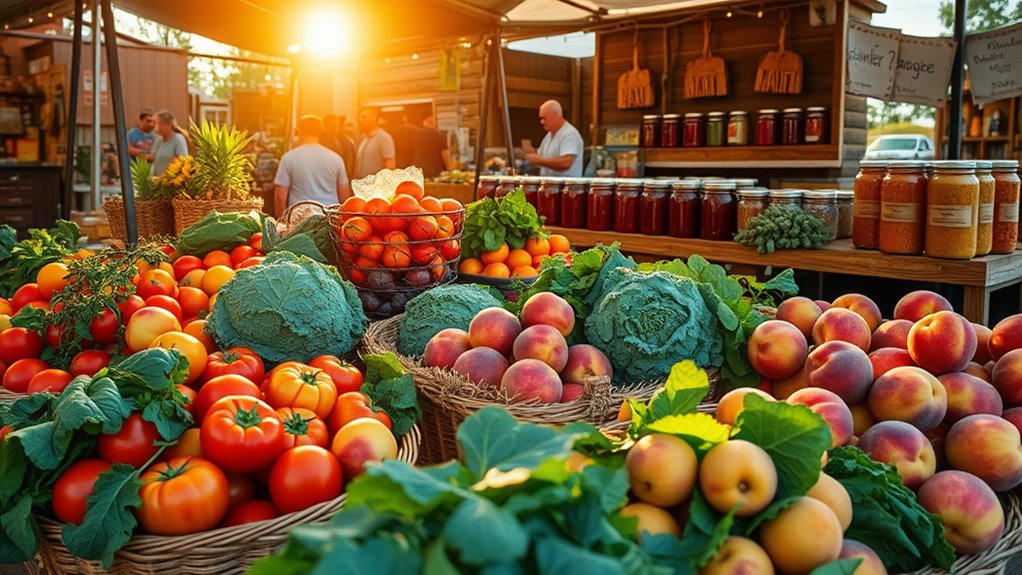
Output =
[
  {"x1": 661, "y1": 114, "x2": 681, "y2": 148},
  {"x1": 757, "y1": 109, "x2": 780, "y2": 145},
  {"x1": 925, "y1": 161, "x2": 978, "y2": 260},
  {"x1": 537, "y1": 178, "x2": 563, "y2": 226},
  {"x1": 587, "y1": 179, "x2": 615, "y2": 231},
  {"x1": 669, "y1": 180, "x2": 701, "y2": 238},
  {"x1": 560, "y1": 178, "x2": 588, "y2": 228},
  {"x1": 733, "y1": 178, "x2": 759, "y2": 191},
  {"x1": 853, "y1": 161, "x2": 887, "y2": 249},
  {"x1": 477, "y1": 175, "x2": 499, "y2": 199},
  {"x1": 641, "y1": 180, "x2": 671, "y2": 235},
  {"x1": 520, "y1": 176, "x2": 541, "y2": 208},
  {"x1": 641, "y1": 115, "x2": 661, "y2": 148},
  {"x1": 737, "y1": 188, "x2": 769, "y2": 231},
  {"x1": 701, "y1": 181, "x2": 738, "y2": 240},
  {"x1": 614, "y1": 180, "x2": 643, "y2": 233},
  {"x1": 728, "y1": 111, "x2": 749, "y2": 145},
  {"x1": 805, "y1": 107, "x2": 829, "y2": 144},
  {"x1": 803, "y1": 190, "x2": 839, "y2": 241},
  {"x1": 992, "y1": 160, "x2": 1021, "y2": 253},
  {"x1": 975, "y1": 161, "x2": 995, "y2": 256},
  {"x1": 879, "y1": 161, "x2": 927, "y2": 255},
  {"x1": 782, "y1": 108, "x2": 804, "y2": 145},
  {"x1": 683, "y1": 113, "x2": 706, "y2": 147},
  {"x1": 768, "y1": 189, "x2": 803, "y2": 209},
  {"x1": 836, "y1": 190, "x2": 854, "y2": 239},
  {"x1": 496, "y1": 176, "x2": 518, "y2": 198},
  {"x1": 707, "y1": 112, "x2": 726, "y2": 146}
]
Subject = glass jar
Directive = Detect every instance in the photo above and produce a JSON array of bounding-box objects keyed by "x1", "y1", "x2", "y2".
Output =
[
  {"x1": 701, "y1": 181, "x2": 738, "y2": 241},
  {"x1": 641, "y1": 115, "x2": 661, "y2": 148},
  {"x1": 520, "y1": 176, "x2": 541, "y2": 208},
  {"x1": 661, "y1": 114, "x2": 680, "y2": 148},
  {"x1": 992, "y1": 160, "x2": 1021, "y2": 254},
  {"x1": 803, "y1": 190, "x2": 839, "y2": 241},
  {"x1": 669, "y1": 180, "x2": 701, "y2": 238},
  {"x1": 925, "y1": 161, "x2": 979, "y2": 260},
  {"x1": 683, "y1": 113, "x2": 706, "y2": 147},
  {"x1": 706, "y1": 112, "x2": 726, "y2": 146},
  {"x1": 768, "y1": 189, "x2": 803, "y2": 209},
  {"x1": 757, "y1": 109, "x2": 780, "y2": 146},
  {"x1": 614, "y1": 180, "x2": 643, "y2": 233},
  {"x1": 737, "y1": 188, "x2": 769, "y2": 231},
  {"x1": 641, "y1": 180, "x2": 671, "y2": 235},
  {"x1": 560, "y1": 178, "x2": 588, "y2": 228},
  {"x1": 587, "y1": 179, "x2": 616, "y2": 231},
  {"x1": 496, "y1": 176, "x2": 518, "y2": 198},
  {"x1": 836, "y1": 190, "x2": 854, "y2": 239},
  {"x1": 805, "y1": 107, "x2": 829, "y2": 144},
  {"x1": 537, "y1": 178, "x2": 563, "y2": 226},
  {"x1": 853, "y1": 161, "x2": 887, "y2": 249},
  {"x1": 727, "y1": 111, "x2": 749, "y2": 146},
  {"x1": 477, "y1": 175, "x2": 499, "y2": 199},
  {"x1": 733, "y1": 178, "x2": 759, "y2": 191},
  {"x1": 975, "y1": 161, "x2": 995, "y2": 257},
  {"x1": 879, "y1": 161, "x2": 928, "y2": 255},
  {"x1": 782, "y1": 108, "x2": 804, "y2": 145}
]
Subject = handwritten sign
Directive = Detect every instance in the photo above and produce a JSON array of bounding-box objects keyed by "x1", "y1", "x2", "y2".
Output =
[
  {"x1": 892, "y1": 35, "x2": 956, "y2": 108},
  {"x1": 846, "y1": 21, "x2": 900, "y2": 100},
  {"x1": 966, "y1": 21, "x2": 1022, "y2": 106}
]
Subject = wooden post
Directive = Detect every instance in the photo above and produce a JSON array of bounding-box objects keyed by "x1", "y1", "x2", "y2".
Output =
[
  {"x1": 495, "y1": 33, "x2": 514, "y2": 174},
  {"x1": 62, "y1": 0, "x2": 84, "y2": 220},
  {"x1": 472, "y1": 33, "x2": 494, "y2": 200},
  {"x1": 100, "y1": 0, "x2": 137, "y2": 243},
  {"x1": 947, "y1": 0, "x2": 968, "y2": 160}
]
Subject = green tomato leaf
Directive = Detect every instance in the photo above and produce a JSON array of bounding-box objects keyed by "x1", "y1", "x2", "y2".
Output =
[
  {"x1": 457, "y1": 407, "x2": 576, "y2": 481},
  {"x1": 0, "y1": 440, "x2": 27, "y2": 506},
  {"x1": 443, "y1": 496, "x2": 528, "y2": 565},
  {"x1": 347, "y1": 460, "x2": 467, "y2": 518},
  {"x1": 645, "y1": 413, "x2": 730, "y2": 457},
  {"x1": 423, "y1": 538, "x2": 462, "y2": 575},
  {"x1": 810, "y1": 559, "x2": 864, "y2": 575},
  {"x1": 648, "y1": 360, "x2": 711, "y2": 421},
  {"x1": 104, "y1": 348, "x2": 189, "y2": 393},
  {"x1": 141, "y1": 399, "x2": 192, "y2": 442},
  {"x1": 1, "y1": 393, "x2": 52, "y2": 429},
  {"x1": 534, "y1": 536, "x2": 627, "y2": 575},
  {"x1": 61, "y1": 463, "x2": 142, "y2": 568},
  {"x1": 12, "y1": 420, "x2": 64, "y2": 470},
  {"x1": 0, "y1": 493, "x2": 36, "y2": 560},
  {"x1": 51, "y1": 377, "x2": 131, "y2": 436}
]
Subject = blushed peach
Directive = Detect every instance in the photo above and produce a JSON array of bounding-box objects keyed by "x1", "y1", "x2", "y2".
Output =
[
  {"x1": 468, "y1": 307, "x2": 521, "y2": 356},
  {"x1": 868, "y1": 366, "x2": 947, "y2": 431},
  {"x1": 512, "y1": 324, "x2": 569, "y2": 371},
  {"x1": 894, "y1": 290, "x2": 954, "y2": 322},
  {"x1": 806, "y1": 472, "x2": 853, "y2": 530},
  {"x1": 832, "y1": 293, "x2": 883, "y2": 332},
  {"x1": 560, "y1": 383, "x2": 584, "y2": 402},
  {"x1": 849, "y1": 403, "x2": 876, "y2": 437},
  {"x1": 715, "y1": 387, "x2": 776, "y2": 426},
  {"x1": 619, "y1": 503, "x2": 681, "y2": 541},
  {"x1": 988, "y1": 313, "x2": 1022, "y2": 361},
  {"x1": 938, "y1": 372, "x2": 1003, "y2": 425},
  {"x1": 422, "y1": 328, "x2": 471, "y2": 369},
  {"x1": 869, "y1": 347, "x2": 915, "y2": 380},
  {"x1": 815, "y1": 299, "x2": 832, "y2": 312},
  {"x1": 771, "y1": 369, "x2": 807, "y2": 400},
  {"x1": 858, "y1": 420, "x2": 937, "y2": 489},
  {"x1": 972, "y1": 323, "x2": 993, "y2": 364},
  {"x1": 945, "y1": 414, "x2": 1022, "y2": 492},
  {"x1": 452, "y1": 346, "x2": 508, "y2": 388},
  {"x1": 917, "y1": 470, "x2": 1005, "y2": 555},
  {"x1": 838, "y1": 540, "x2": 888, "y2": 575},
  {"x1": 992, "y1": 348, "x2": 1022, "y2": 407},
  {"x1": 1002, "y1": 406, "x2": 1022, "y2": 436},
  {"x1": 699, "y1": 536, "x2": 775, "y2": 575},
  {"x1": 813, "y1": 308, "x2": 872, "y2": 352},
  {"x1": 871, "y1": 320, "x2": 912, "y2": 351},
  {"x1": 748, "y1": 320, "x2": 809, "y2": 380},
  {"x1": 908, "y1": 311, "x2": 978, "y2": 375},
  {"x1": 787, "y1": 387, "x2": 854, "y2": 447},
  {"x1": 560, "y1": 344, "x2": 612, "y2": 384},
  {"x1": 776, "y1": 296, "x2": 823, "y2": 339},
  {"x1": 805, "y1": 341, "x2": 874, "y2": 404},
  {"x1": 964, "y1": 361, "x2": 992, "y2": 382},
  {"x1": 500, "y1": 359, "x2": 562, "y2": 403},
  {"x1": 626, "y1": 433, "x2": 698, "y2": 507},
  {"x1": 520, "y1": 292, "x2": 575, "y2": 337},
  {"x1": 699, "y1": 440, "x2": 778, "y2": 517}
]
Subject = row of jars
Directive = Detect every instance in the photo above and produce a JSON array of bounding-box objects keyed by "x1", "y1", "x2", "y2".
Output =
[
  {"x1": 852, "y1": 159, "x2": 1022, "y2": 260},
  {"x1": 641, "y1": 107, "x2": 830, "y2": 148}
]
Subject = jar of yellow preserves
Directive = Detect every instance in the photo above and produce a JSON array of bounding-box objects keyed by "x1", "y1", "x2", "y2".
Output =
[
  {"x1": 975, "y1": 161, "x2": 995, "y2": 257},
  {"x1": 925, "y1": 161, "x2": 979, "y2": 259},
  {"x1": 879, "y1": 161, "x2": 927, "y2": 255}
]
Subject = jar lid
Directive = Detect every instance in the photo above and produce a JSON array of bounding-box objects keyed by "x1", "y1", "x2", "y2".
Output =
[
  {"x1": 671, "y1": 180, "x2": 702, "y2": 191},
  {"x1": 684, "y1": 112, "x2": 705, "y2": 118},
  {"x1": 643, "y1": 180, "x2": 671, "y2": 190},
  {"x1": 589, "y1": 177, "x2": 616, "y2": 186},
  {"x1": 782, "y1": 107, "x2": 804, "y2": 114},
  {"x1": 887, "y1": 160, "x2": 927, "y2": 170},
  {"x1": 806, "y1": 106, "x2": 828, "y2": 112},
  {"x1": 992, "y1": 160, "x2": 1020, "y2": 171},
  {"x1": 497, "y1": 176, "x2": 519, "y2": 183},
  {"x1": 708, "y1": 111, "x2": 726, "y2": 117},
  {"x1": 642, "y1": 115, "x2": 661, "y2": 120},
  {"x1": 703, "y1": 181, "x2": 737, "y2": 192},
  {"x1": 803, "y1": 190, "x2": 838, "y2": 200},
  {"x1": 729, "y1": 110, "x2": 748, "y2": 116},
  {"x1": 859, "y1": 160, "x2": 889, "y2": 168},
  {"x1": 758, "y1": 109, "x2": 780, "y2": 114},
  {"x1": 738, "y1": 188, "x2": 769, "y2": 198},
  {"x1": 478, "y1": 175, "x2": 499, "y2": 182},
  {"x1": 836, "y1": 190, "x2": 855, "y2": 199},
  {"x1": 561, "y1": 177, "x2": 588, "y2": 185},
  {"x1": 769, "y1": 189, "x2": 804, "y2": 199},
  {"x1": 539, "y1": 177, "x2": 565, "y2": 186},
  {"x1": 662, "y1": 113, "x2": 681, "y2": 119},
  {"x1": 732, "y1": 178, "x2": 759, "y2": 188},
  {"x1": 615, "y1": 178, "x2": 644, "y2": 188},
  {"x1": 931, "y1": 160, "x2": 977, "y2": 171},
  {"x1": 975, "y1": 160, "x2": 993, "y2": 171}
]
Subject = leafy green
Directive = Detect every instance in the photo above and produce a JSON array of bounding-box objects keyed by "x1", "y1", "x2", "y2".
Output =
[
  {"x1": 735, "y1": 205, "x2": 832, "y2": 254},
  {"x1": 397, "y1": 284, "x2": 505, "y2": 356},
  {"x1": 825, "y1": 447, "x2": 955, "y2": 572},
  {"x1": 810, "y1": 559, "x2": 864, "y2": 575},
  {"x1": 461, "y1": 190, "x2": 542, "y2": 258},
  {"x1": 0, "y1": 221, "x2": 80, "y2": 298},
  {"x1": 101, "y1": 348, "x2": 193, "y2": 441},
  {"x1": 736, "y1": 268, "x2": 799, "y2": 308},
  {"x1": 62, "y1": 463, "x2": 142, "y2": 567},
  {"x1": 175, "y1": 210, "x2": 262, "y2": 256},
  {"x1": 457, "y1": 407, "x2": 576, "y2": 480},
  {"x1": 359, "y1": 353, "x2": 420, "y2": 437},
  {"x1": 262, "y1": 213, "x2": 334, "y2": 264}
]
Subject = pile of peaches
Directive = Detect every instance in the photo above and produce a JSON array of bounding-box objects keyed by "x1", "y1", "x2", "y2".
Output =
[
  {"x1": 421, "y1": 292, "x2": 612, "y2": 404},
  {"x1": 739, "y1": 289, "x2": 1022, "y2": 558}
]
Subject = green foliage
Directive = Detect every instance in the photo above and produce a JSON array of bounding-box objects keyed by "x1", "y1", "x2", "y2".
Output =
[
  {"x1": 939, "y1": 0, "x2": 1022, "y2": 33},
  {"x1": 397, "y1": 284, "x2": 504, "y2": 356},
  {"x1": 184, "y1": 120, "x2": 255, "y2": 200},
  {"x1": 735, "y1": 206, "x2": 832, "y2": 254},
  {"x1": 260, "y1": 213, "x2": 333, "y2": 264},
  {"x1": 359, "y1": 353, "x2": 420, "y2": 438},
  {"x1": 175, "y1": 210, "x2": 262, "y2": 257},
  {"x1": 62, "y1": 463, "x2": 143, "y2": 566},
  {"x1": 0, "y1": 221, "x2": 80, "y2": 298},
  {"x1": 129, "y1": 157, "x2": 174, "y2": 201},
  {"x1": 461, "y1": 190, "x2": 542, "y2": 258},
  {"x1": 810, "y1": 559, "x2": 864, "y2": 575}
]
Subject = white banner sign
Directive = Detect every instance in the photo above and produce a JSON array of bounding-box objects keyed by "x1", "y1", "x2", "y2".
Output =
[
  {"x1": 892, "y1": 35, "x2": 957, "y2": 108},
  {"x1": 966, "y1": 21, "x2": 1022, "y2": 106},
  {"x1": 846, "y1": 21, "x2": 900, "y2": 100}
]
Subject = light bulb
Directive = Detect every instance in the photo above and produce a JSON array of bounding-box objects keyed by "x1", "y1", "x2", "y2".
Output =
[
  {"x1": 757, "y1": 9, "x2": 763, "y2": 17},
  {"x1": 263, "y1": 73, "x2": 272, "y2": 81},
  {"x1": 47, "y1": 11, "x2": 54, "y2": 18},
  {"x1": 384, "y1": 57, "x2": 390, "y2": 64},
  {"x1": 726, "y1": 9, "x2": 733, "y2": 18},
  {"x1": 3, "y1": 23, "x2": 7, "y2": 30},
  {"x1": 412, "y1": 53, "x2": 419, "y2": 60},
  {"x1": 27, "y1": 16, "x2": 34, "y2": 23}
]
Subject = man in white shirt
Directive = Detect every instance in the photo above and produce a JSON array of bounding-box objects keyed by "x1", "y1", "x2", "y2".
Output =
[
  {"x1": 526, "y1": 100, "x2": 584, "y2": 177},
  {"x1": 355, "y1": 106, "x2": 397, "y2": 179},
  {"x1": 273, "y1": 115, "x2": 351, "y2": 216}
]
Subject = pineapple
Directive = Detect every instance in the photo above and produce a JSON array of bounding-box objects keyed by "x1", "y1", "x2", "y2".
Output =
[
  {"x1": 129, "y1": 157, "x2": 171, "y2": 201},
  {"x1": 186, "y1": 121, "x2": 255, "y2": 200}
]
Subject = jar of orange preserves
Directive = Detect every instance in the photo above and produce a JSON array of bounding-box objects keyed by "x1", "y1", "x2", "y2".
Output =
[
  {"x1": 852, "y1": 161, "x2": 886, "y2": 249},
  {"x1": 992, "y1": 160, "x2": 1020, "y2": 254},
  {"x1": 879, "y1": 161, "x2": 927, "y2": 255},
  {"x1": 975, "y1": 161, "x2": 995, "y2": 256},
  {"x1": 925, "y1": 161, "x2": 978, "y2": 260}
]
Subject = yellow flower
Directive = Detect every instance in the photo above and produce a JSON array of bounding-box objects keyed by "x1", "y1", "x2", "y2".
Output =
[{"x1": 172, "y1": 176, "x2": 184, "y2": 186}]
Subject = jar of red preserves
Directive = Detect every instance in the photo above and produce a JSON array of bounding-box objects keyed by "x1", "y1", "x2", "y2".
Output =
[
  {"x1": 781, "y1": 108, "x2": 804, "y2": 145},
  {"x1": 669, "y1": 180, "x2": 701, "y2": 238},
  {"x1": 477, "y1": 175, "x2": 498, "y2": 198},
  {"x1": 520, "y1": 176, "x2": 541, "y2": 208},
  {"x1": 588, "y1": 179, "x2": 615, "y2": 231},
  {"x1": 683, "y1": 113, "x2": 706, "y2": 147},
  {"x1": 756, "y1": 109, "x2": 780, "y2": 146},
  {"x1": 661, "y1": 114, "x2": 681, "y2": 148},
  {"x1": 495, "y1": 176, "x2": 518, "y2": 198},
  {"x1": 560, "y1": 178, "x2": 589, "y2": 228},
  {"x1": 641, "y1": 115, "x2": 661, "y2": 148},
  {"x1": 641, "y1": 180, "x2": 671, "y2": 235},
  {"x1": 614, "y1": 180, "x2": 643, "y2": 233},
  {"x1": 537, "y1": 178, "x2": 563, "y2": 226},
  {"x1": 701, "y1": 181, "x2": 738, "y2": 240}
]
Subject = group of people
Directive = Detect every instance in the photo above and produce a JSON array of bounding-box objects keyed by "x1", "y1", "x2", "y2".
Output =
[{"x1": 126, "y1": 109, "x2": 188, "y2": 176}]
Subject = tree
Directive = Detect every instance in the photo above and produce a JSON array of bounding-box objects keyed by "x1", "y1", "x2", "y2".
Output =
[{"x1": 939, "y1": 0, "x2": 1022, "y2": 32}]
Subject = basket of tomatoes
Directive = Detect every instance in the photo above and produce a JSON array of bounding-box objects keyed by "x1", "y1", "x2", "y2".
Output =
[{"x1": 326, "y1": 181, "x2": 465, "y2": 320}]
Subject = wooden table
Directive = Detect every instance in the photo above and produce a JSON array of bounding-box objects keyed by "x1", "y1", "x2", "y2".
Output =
[
  {"x1": 424, "y1": 182, "x2": 474, "y2": 205},
  {"x1": 546, "y1": 227, "x2": 1022, "y2": 325}
]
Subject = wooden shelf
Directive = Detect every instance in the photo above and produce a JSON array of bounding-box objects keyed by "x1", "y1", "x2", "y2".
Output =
[
  {"x1": 644, "y1": 145, "x2": 842, "y2": 169},
  {"x1": 963, "y1": 136, "x2": 1011, "y2": 143}
]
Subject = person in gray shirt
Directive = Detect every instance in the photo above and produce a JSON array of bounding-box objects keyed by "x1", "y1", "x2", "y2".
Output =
[
  {"x1": 355, "y1": 106, "x2": 396, "y2": 179},
  {"x1": 149, "y1": 110, "x2": 189, "y2": 176},
  {"x1": 274, "y1": 115, "x2": 351, "y2": 215}
]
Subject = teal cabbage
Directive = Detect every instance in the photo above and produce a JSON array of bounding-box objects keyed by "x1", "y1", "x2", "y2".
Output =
[{"x1": 398, "y1": 284, "x2": 504, "y2": 356}]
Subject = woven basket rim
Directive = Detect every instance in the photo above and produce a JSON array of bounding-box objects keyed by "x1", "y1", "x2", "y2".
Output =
[{"x1": 911, "y1": 492, "x2": 1022, "y2": 575}]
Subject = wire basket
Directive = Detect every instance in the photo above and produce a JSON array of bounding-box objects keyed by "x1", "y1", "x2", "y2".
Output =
[{"x1": 325, "y1": 206, "x2": 466, "y2": 320}]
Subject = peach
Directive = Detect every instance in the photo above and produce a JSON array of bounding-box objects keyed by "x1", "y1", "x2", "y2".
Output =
[
  {"x1": 805, "y1": 341, "x2": 874, "y2": 404},
  {"x1": 1002, "y1": 406, "x2": 1022, "y2": 436},
  {"x1": 832, "y1": 293, "x2": 883, "y2": 332},
  {"x1": 748, "y1": 320, "x2": 809, "y2": 380},
  {"x1": 619, "y1": 503, "x2": 681, "y2": 541},
  {"x1": 806, "y1": 472, "x2": 853, "y2": 530},
  {"x1": 715, "y1": 387, "x2": 775, "y2": 426},
  {"x1": 452, "y1": 347, "x2": 508, "y2": 389},
  {"x1": 776, "y1": 296, "x2": 823, "y2": 339},
  {"x1": 972, "y1": 323, "x2": 993, "y2": 364},
  {"x1": 699, "y1": 440, "x2": 778, "y2": 517},
  {"x1": 857, "y1": 420, "x2": 937, "y2": 489},
  {"x1": 868, "y1": 366, "x2": 947, "y2": 431},
  {"x1": 699, "y1": 536, "x2": 775, "y2": 575},
  {"x1": 849, "y1": 403, "x2": 876, "y2": 437},
  {"x1": 760, "y1": 497, "x2": 843, "y2": 575},
  {"x1": 989, "y1": 313, "x2": 1022, "y2": 361},
  {"x1": 917, "y1": 470, "x2": 1005, "y2": 555},
  {"x1": 467, "y1": 307, "x2": 521, "y2": 356},
  {"x1": 926, "y1": 424, "x2": 949, "y2": 472},
  {"x1": 870, "y1": 320, "x2": 912, "y2": 351},
  {"x1": 894, "y1": 290, "x2": 954, "y2": 322},
  {"x1": 938, "y1": 372, "x2": 1003, "y2": 425},
  {"x1": 964, "y1": 361, "x2": 991, "y2": 382},
  {"x1": 500, "y1": 359, "x2": 562, "y2": 403},
  {"x1": 812, "y1": 308, "x2": 872, "y2": 352},
  {"x1": 771, "y1": 369, "x2": 808, "y2": 400},
  {"x1": 330, "y1": 417, "x2": 398, "y2": 479},
  {"x1": 559, "y1": 383, "x2": 584, "y2": 402},
  {"x1": 787, "y1": 388, "x2": 854, "y2": 447},
  {"x1": 992, "y1": 348, "x2": 1022, "y2": 407},
  {"x1": 908, "y1": 311, "x2": 978, "y2": 375},
  {"x1": 945, "y1": 414, "x2": 1022, "y2": 491},
  {"x1": 565, "y1": 450, "x2": 593, "y2": 473},
  {"x1": 868, "y1": 347, "x2": 915, "y2": 379},
  {"x1": 560, "y1": 344, "x2": 613, "y2": 384},
  {"x1": 838, "y1": 540, "x2": 888, "y2": 575},
  {"x1": 815, "y1": 299, "x2": 832, "y2": 311},
  {"x1": 422, "y1": 328, "x2": 471, "y2": 369},
  {"x1": 520, "y1": 292, "x2": 575, "y2": 337},
  {"x1": 626, "y1": 433, "x2": 698, "y2": 507},
  {"x1": 512, "y1": 324, "x2": 569, "y2": 371}
]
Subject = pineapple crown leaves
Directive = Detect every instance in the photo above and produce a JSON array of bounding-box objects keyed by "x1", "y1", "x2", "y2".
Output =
[{"x1": 185, "y1": 120, "x2": 256, "y2": 200}]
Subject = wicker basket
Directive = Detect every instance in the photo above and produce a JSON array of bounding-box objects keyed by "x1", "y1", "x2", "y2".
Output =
[
  {"x1": 171, "y1": 196, "x2": 264, "y2": 234},
  {"x1": 102, "y1": 198, "x2": 175, "y2": 242},
  {"x1": 0, "y1": 387, "x2": 25, "y2": 405},
  {"x1": 363, "y1": 315, "x2": 722, "y2": 464},
  {"x1": 912, "y1": 492, "x2": 1022, "y2": 575},
  {"x1": 34, "y1": 424, "x2": 420, "y2": 575}
]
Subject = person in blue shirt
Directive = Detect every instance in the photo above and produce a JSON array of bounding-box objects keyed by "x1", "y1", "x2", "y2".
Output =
[{"x1": 126, "y1": 110, "x2": 155, "y2": 159}]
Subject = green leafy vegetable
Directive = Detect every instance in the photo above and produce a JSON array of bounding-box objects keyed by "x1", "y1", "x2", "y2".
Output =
[
  {"x1": 261, "y1": 213, "x2": 334, "y2": 264},
  {"x1": 810, "y1": 559, "x2": 864, "y2": 575},
  {"x1": 0, "y1": 221, "x2": 80, "y2": 298},
  {"x1": 735, "y1": 205, "x2": 832, "y2": 254},
  {"x1": 62, "y1": 463, "x2": 143, "y2": 566},
  {"x1": 397, "y1": 284, "x2": 505, "y2": 356},
  {"x1": 359, "y1": 353, "x2": 420, "y2": 437},
  {"x1": 175, "y1": 210, "x2": 262, "y2": 257},
  {"x1": 461, "y1": 190, "x2": 542, "y2": 258}
]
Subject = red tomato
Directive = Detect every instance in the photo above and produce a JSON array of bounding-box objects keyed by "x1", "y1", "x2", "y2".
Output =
[
  {"x1": 136, "y1": 269, "x2": 178, "y2": 300},
  {"x1": 164, "y1": 427, "x2": 202, "y2": 460},
  {"x1": 247, "y1": 233, "x2": 264, "y2": 252},
  {"x1": 222, "y1": 499, "x2": 279, "y2": 527},
  {"x1": 230, "y1": 245, "x2": 257, "y2": 267},
  {"x1": 11, "y1": 283, "x2": 43, "y2": 310},
  {"x1": 202, "y1": 250, "x2": 232, "y2": 269},
  {"x1": 277, "y1": 407, "x2": 329, "y2": 449},
  {"x1": 419, "y1": 196, "x2": 443, "y2": 213},
  {"x1": 176, "y1": 287, "x2": 209, "y2": 321},
  {"x1": 391, "y1": 194, "x2": 422, "y2": 214},
  {"x1": 327, "y1": 391, "x2": 392, "y2": 434},
  {"x1": 269, "y1": 445, "x2": 342, "y2": 513},
  {"x1": 236, "y1": 256, "x2": 264, "y2": 269},
  {"x1": 27, "y1": 369, "x2": 74, "y2": 394},
  {"x1": 193, "y1": 374, "x2": 261, "y2": 422},
  {"x1": 0, "y1": 425, "x2": 10, "y2": 442},
  {"x1": 0, "y1": 327, "x2": 43, "y2": 363},
  {"x1": 70, "y1": 350, "x2": 111, "y2": 377},
  {"x1": 226, "y1": 472, "x2": 258, "y2": 511},
  {"x1": 88, "y1": 307, "x2": 121, "y2": 345},
  {"x1": 176, "y1": 384, "x2": 197, "y2": 416},
  {"x1": 137, "y1": 456, "x2": 229, "y2": 536},
  {"x1": 200, "y1": 396, "x2": 284, "y2": 473},
  {"x1": 21, "y1": 300, "x2": 50, "y2": 312},
  {"x1": 172, "y1": 256, "x2": 204, "y2": 280},
  {"x1": 308, "y1": 356, "x2": 364, "y2": 395},
  {"x1": 3, "y1": 358, "x2": 48, "y2": 393},
  {"x1": 395, "y1": 180, "x2": 424, "y2": 201},
  {"x1": 156, "y1": 244, "x2": 176, "y2": 257},
  {"x1": 265, "y1": 362, "x2": 337, "y2": 419},
  {"x1": 52, "y1": 459, "x2": 112, "y2": 525},
  {"x1": 44, "y1": 322, "x2": 62, "y2": 348},
  {"x1": 97, "y1": 413, "x2": 160, "y2": 467},
  {"x1": 202, "y1": 347, "x2": 265, "y2": 385},
  {"x1": 145, "y1": 295, "x2": 184, "y2": 323},
  {"x1": 117, "y1": 294, "x2": 146, "y2": 323}
]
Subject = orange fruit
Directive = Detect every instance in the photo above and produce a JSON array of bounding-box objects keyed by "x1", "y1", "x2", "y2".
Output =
[
  {"x1": 459, "y1": 258, "x2": 484, "y2": 275},
  {"x1": 533, "y1": 254, "x2": 551, "y2": 268},
  {"x1": 0, "y1": 298, "x2": 11, "y2": 315},
  {"x1": 483, "y1": 262, "x2": 511, "y2": 279},
  {"x1": 524, "y1": 236, "x2": 551, "y2": 257},
  {"x1": 548, "y1": 234, "x2": 571, "y2": 254},
  {"x1": 36, "y1": 262, "x2": 69, "y2": 299},
  {"x1": 506, "y1": 249, "x2": 533, "y2": 270},
  {"x1": 340, "y1": 196, "x2": 367, "y2": 214},
  {"x1": 381, "y1": 246, "x2": 412, "y2": 269},
  {"x1": 201, "y1": 265, "x2": 236, "y2": 296},
  {"x1": 480, "y1": 243, "x2": 510, "y2": 265},
  {"x1": 395, "y1": 181, "x2": 424, "y2": 201},
  {"x1": 180, "y1": 269, "x2": 205, "y2": 288},
  {"x1": 511, "y1": 265, "x2": 539, "y2": 278},
  {"x1": 202, "y1": 250, "x2": 232, "y2": 269},
  {"x1": 391, "y1": 194, "x2": 422, "y2": 214}
]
